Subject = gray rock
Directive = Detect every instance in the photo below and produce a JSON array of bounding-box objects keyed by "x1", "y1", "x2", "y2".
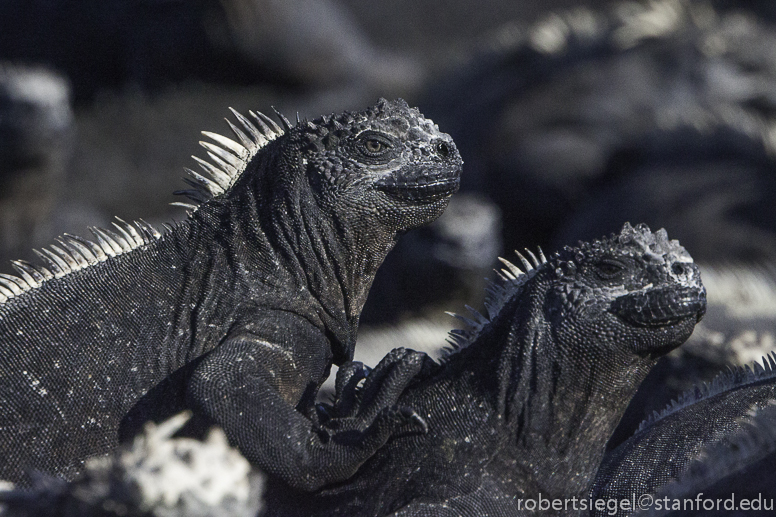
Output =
[{"x1": 0, "y1": 413, "x2": 263, "y2": 517}]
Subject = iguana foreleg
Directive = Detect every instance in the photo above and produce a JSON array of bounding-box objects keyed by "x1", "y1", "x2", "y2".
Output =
[{"x1": 187, "y1": 330, "x2": 428, "y2": 491}]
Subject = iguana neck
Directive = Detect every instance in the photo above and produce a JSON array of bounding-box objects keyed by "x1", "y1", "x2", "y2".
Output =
[
  {"x1": 190, "y1": 145, "x2": 393, "y2": 363},
  {"x1": 450, "y1": 274, "x2": 654, "y2": 497}
]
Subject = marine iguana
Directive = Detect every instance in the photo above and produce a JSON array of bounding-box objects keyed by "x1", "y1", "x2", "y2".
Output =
[
  {"x1": 0, "y1": 98, "x2": 463, "y2": 490},
  {"x1": 592, "y1": 352, "x2": 776, "y2": 516},
  {"x1": 261, "y1": 223, "x2": 707, "y2": 516},
  {"x1": 642, "y1": 403, "x2": 776, "y2": 516}
]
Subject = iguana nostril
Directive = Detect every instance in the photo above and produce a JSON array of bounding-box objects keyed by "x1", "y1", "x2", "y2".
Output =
[
  {"x1": 435, "y1": 140, "x2": 450, "y2": 158},
  {"x1": 672, "y1": 263, "x2": 685, "y2": 276}
]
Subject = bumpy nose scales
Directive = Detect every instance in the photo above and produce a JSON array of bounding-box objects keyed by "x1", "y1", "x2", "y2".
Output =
[
  {"x1": 640, "y1": 251, "x2": 665, "y2": 265},
  {"x1": 696, "y1": 288, "x2": 707, "y2": 322}
]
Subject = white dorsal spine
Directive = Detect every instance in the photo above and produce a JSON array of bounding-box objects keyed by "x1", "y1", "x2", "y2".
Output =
[
  {"x1": 0, "y1": 108, "x2": 286, "y2": 305},
  {"x1": 636, "y1": 352, "x2": 776, "y2": 433},
  {"x1": 442, "y1": 249, "x2": 547, "y2": 358}
]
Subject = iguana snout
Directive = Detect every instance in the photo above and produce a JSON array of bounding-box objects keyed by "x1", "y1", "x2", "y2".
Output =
[
  {"x1": 373, "y1": 137, "x2": 461, "y2": 203},
  {"x1": 609, "y1": 284, "x2": 706, "y2": 327},
  {"x1": 606, "y1": 223, "x2": 707, "y2": 328}
]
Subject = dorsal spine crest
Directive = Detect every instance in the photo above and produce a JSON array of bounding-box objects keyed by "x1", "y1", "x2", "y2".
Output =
[
  {"x1": 178, "y1": 107, "x2": 287, "y2": 202},
  {"x1": 441, "y1": 248, "x2": 548, "y2": 358},
  {"x1": 636, "y1": 351, "x2": 776, "y2": 432},
  {"x1": 0, "y1": 107, "x2": 289, "y2": 306}
]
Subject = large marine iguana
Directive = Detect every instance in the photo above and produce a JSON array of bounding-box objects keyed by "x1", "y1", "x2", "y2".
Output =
[
  {"x1": 0, "y1": 98, "x2": 463, "y2": 490},
  {"x1": 262, "y1": 223, "x2": 707, "y2": 516}
]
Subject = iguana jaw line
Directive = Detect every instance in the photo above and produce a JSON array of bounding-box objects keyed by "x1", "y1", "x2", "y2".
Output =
[
  {"x1": 374, "y1": 175, "x2": 460, "y2": 202},
  {"x1": 609, "y1": 285, "x2": 707, "y2": 327},
  {"x1": 373, "y1": 151, "x2": 462, "y2": 203}
]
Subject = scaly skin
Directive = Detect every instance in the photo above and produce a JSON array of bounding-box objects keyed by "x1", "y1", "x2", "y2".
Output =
[
  {"x1": 0, "y1": 99, "x2": 462, "y2": 490},
  {"x1": 262, "y1": 223, "x2": 706, "y2": 516},
  {"x1": 592, "y1": 352, "x2": 776, "y2": 517}
]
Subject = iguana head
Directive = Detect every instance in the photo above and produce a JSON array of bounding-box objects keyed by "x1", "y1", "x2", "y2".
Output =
[
  {"x1": 182, "y1": 98, "x2": 461, "y2": 230},
  {"x1": 297, "y1": 98, "x2": 463, "y2": 231},
  {"x1": 449, "y1": 223, "x2": 706, "y2": 362},
  {"x1": 550, "y1": 222, "x2": 706, "y2": 358}
]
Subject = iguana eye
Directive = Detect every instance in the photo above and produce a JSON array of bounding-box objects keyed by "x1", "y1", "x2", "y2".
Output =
[
  {"x1": 365, "y1": 139, "x2": 386, "y2": 153},
  {"x1": 356, "y1": 132, "x2": 394, "y2": 158},
  {"x1": 595, "y1": 259, "x2": 625, "y2": 280}
]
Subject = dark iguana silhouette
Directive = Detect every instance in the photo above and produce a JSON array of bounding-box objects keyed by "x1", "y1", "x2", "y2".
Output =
[
  {"x1": 262, "y1": 223, "x2": 707, "y2": 516},
  {"x1": 592, "y1": 352, "x2": 776, "y2": 516},
  {"x1": 422, "y1": 0, "x2": 776, "y2": 263},
  {"x1": 0, "y1": 98, "x2": 463, "y2": 490},
  {"x1": 640, "y1": 403, "x2": 776, "y2": 517}
]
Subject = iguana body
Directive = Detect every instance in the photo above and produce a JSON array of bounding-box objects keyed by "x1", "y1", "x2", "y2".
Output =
[
  {"x1": 642, "y1": 403, "x2": 776, "y2": 516},
  {"x1": 262, "y1": 223, "x2": 707, "y2": 516},
  {"x1": 0, "y1": 99, "x2": 462, "y2": 490},
  {"x1": 592, "y1": 353, "x2": 776, "y2": 516}
]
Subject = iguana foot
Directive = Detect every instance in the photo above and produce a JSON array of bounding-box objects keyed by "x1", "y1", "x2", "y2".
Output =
[{"x1": 319, "y1": 348, "x2": 430, "y2": 439}]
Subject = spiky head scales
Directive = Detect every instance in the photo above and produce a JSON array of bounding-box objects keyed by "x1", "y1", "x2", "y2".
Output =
[{"x1": 181, "y1": 98, "x2": 461, "y2": 211}]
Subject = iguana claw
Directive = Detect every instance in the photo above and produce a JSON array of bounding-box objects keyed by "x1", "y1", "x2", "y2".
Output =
[{"x1": 399, "y1": 406, "x2": 429, "y2": 435}]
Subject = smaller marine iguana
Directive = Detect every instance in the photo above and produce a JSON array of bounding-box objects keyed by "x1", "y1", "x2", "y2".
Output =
[
  {"x1": 262, "y1": 223, "x2": 707, "y2": 517},
  {"x1": 0, "y1": 99, "x2": 462, "y2": 490},
  {"x1": 592, "y1": 352, "x2": 776, "y2": 517}
]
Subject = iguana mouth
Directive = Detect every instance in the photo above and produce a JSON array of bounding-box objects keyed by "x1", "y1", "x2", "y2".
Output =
[
  {"x1": 609, "y1": 286, "x2": 706, "y2": 327},
  {"x1": 375, "y1": 167, "x2": 461, "y2": 202},
  {"x1": 376, "y1": 177, "x2": 460, "y2": 202}
]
